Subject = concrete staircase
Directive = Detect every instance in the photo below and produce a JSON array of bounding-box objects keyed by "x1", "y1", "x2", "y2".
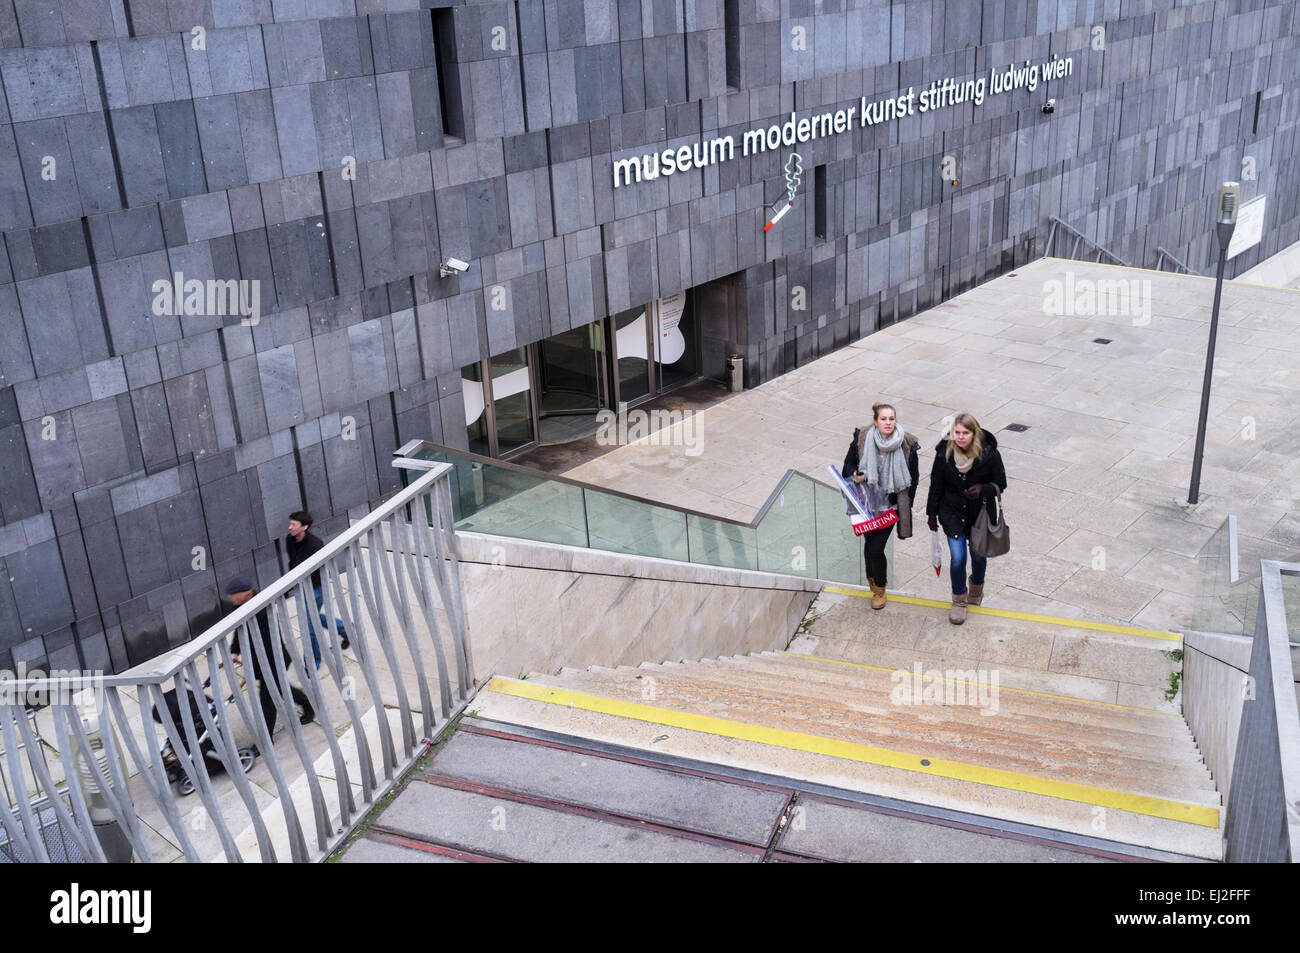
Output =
[{"x1": 468, "y1": 588, "x2": 1223, "y2": 861}]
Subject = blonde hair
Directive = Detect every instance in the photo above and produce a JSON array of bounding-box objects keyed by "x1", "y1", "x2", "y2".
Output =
[
  {"x1": 871, "y1": 402, "x2": 896, "y2": 422},
  {"x1": 945, "y1": 413, "x2": 984, "y2": 461}
]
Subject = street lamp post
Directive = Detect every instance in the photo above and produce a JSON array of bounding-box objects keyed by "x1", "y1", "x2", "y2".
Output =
[{"x1": 1187, "y1": 182, "x2": 1240, "y2": 506}]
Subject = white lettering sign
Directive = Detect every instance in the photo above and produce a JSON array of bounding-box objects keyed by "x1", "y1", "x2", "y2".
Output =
[{"x1": 612, "y1": 57, "x2": 1075, "y2": 187}]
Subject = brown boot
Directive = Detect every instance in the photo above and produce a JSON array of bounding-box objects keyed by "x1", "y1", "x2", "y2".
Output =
[
  {"x1": 967, "y1": 583, "x2": 984, "y2": 607},
  {"x1": 869, "y1": 580, "x2": 887, "y2": 610},
  {"x1": 949, "y1": 592, "x2": 967, "y2": 625}
]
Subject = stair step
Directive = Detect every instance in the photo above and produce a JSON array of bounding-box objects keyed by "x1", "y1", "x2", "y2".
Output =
[
  {"x1": 800, "y1": 596, "x2": 1181, "y2": 690},
  {"x1": 471, "y1": 686, "x2": 1223, "y2": 860},
  {"x1": 781, "y1": 631, "x2": 1179, "y2": 717},
  {"x1": 529, "y1": 670, "x2": 1219, "y2": 807},
  {"x1": 719, "y1": 652, "x2": 1196, "y2": 746},
  {"x1": 565, "y1": 659, "x2": 1201, "y2": 772}
]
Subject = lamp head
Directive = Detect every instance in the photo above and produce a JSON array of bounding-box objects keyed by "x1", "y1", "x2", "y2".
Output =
[{"x1": 1216, "y1": 182, "x2": 1241, "y2": 226}]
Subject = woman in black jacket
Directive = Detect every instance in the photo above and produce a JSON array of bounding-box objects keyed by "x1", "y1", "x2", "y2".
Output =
[
  {"x1": 842, "y1": 402, "x2": 920, "y2": 609},
  {"x1": 925, "y1": 413, "x2": 1006, "y2": 625}
]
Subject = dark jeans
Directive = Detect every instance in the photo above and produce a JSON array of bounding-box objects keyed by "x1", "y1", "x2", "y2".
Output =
[
  {"x1": 306, "y1": 585, "x2": 348, "y2": 668},
  {"x1": 862, "y1": 525, "x2": 894, "y2": 587},
  {"x1": 947, "y1": 532, "x2": 987, "y2": 595}
]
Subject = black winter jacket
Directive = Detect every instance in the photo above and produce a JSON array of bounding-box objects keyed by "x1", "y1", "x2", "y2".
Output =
[{"x1": 925, "y1": 431, "x2": 1007, "y2": 537}]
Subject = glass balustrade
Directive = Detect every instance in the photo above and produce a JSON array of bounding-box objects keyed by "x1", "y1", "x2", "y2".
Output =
[{"x1": 405, "y1": 444, "x2": 883, "y2": 585}]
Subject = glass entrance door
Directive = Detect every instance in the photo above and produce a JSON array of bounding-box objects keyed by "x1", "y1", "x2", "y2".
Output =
[
  {"x1": 489, "y1": 348, "x2": 535, "y2": 455},
  {"x1": 538, "y1": 323, "x2": 604, "y2": 413},
  {"x1": 653, "y1": 290, "x2": 697, "y2": 391},
  {"x1": 462, "y1": 347, "x2": 537, "y2": 458},
  {"x1": 612, "y1": 305, "x2": 652, "y2": 406}
]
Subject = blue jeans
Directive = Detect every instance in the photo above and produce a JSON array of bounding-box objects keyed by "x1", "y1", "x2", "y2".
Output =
[
  {"x1": 947, "y1": 533, "x2": 986, "y2": 595},
  {"x1": 306, "y1": 585, "x2": 347, "y2": 669}
]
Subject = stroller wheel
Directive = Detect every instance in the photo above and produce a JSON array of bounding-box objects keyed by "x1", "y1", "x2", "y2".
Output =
[
  {"x1": 238, "y1": 746, "x2": 257, "y2": 774},
  {"x1": 177, "y1": 775, "x2": 196, "y2": 797}
]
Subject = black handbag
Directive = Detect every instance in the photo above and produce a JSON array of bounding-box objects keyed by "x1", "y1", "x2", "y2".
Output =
[{"x1": 970, "y1": 489, "x2": 1010, "y2": 558}]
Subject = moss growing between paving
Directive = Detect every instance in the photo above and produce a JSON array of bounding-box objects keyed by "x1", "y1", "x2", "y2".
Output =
[{"x1": 789, "y1": 599, "x2": 825, "y2": 646}]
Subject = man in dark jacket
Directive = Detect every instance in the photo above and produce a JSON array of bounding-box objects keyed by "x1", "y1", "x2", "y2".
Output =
[
  {"x1": 226, "y1": 578, "x2": 315, "y2": 750},
  {"x1": 926, "y1": 416, "x2": 1007, "y2": 624},
  {"x1": 286, "y1": 510, "x2": 350, "y2": 666}
]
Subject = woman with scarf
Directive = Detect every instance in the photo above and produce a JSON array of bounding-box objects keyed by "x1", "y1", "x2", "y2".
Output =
[
  {"x1": 926, "y1": 413, "x2": 1007, "y2": 625},
  {"x1": 841, "y1": 403, "x2": 920, "y2": 609}
]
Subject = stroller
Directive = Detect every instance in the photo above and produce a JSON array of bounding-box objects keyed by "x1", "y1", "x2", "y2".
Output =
[{"x1": 151, "y1": 682, "x2": 257, "y2": 797}]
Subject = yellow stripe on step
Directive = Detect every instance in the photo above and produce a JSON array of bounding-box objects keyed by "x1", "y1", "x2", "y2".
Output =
[
  {"x1": 484, "y1": 677, "x2": 1219, "y2": 828},
  {"x1": 779, "y1": 652, "x2": 1180, "y2": 717},
  {"x1": 824, "y1": 585, "x2": 1182, "y2": 642}
]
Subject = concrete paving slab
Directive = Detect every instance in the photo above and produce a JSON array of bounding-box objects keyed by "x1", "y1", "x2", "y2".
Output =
[
  {"x1": 427, "y1": 729, "x2": 787, "y2": 845},
  {"x1": 339, "y1": 838, "x2": 465, "y2": 863},
  {"x1": 780, "y1": 797, "x2": 1112, "y2": 863},
  {"x1": 377, "y1": 779, "x2": 758, "y2": 862},
  {"x1": 552, "y1": 259, "x2": 1300, "y2": 625}
]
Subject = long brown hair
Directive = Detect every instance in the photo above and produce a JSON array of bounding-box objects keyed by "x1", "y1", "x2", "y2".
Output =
[{"x1": 944, "y1": 413, "x2": 984, "y2": 461}]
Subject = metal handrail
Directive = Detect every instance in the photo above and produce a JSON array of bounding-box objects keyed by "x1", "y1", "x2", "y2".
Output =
[
  {"x1": 1215, "y1": 557, "x2": 1300, "y2": 862},
  {"x1": 1248, "y1": 560, "x2": 1300, "y2": 858},
  {"x1": 0, "y1": 462, "x2": 473, "y2": 863},
  {"x1": 1045, "y1": 216, "x2": 1130, "y2": 266},
  {"x1": 1154, "y1": 246, "x2": 1192, "y2": 275}
]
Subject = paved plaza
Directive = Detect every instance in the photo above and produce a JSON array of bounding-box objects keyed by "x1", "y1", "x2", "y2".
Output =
[{"x1": 563, "y1": 258, "x2": 1300, "y2": 631}]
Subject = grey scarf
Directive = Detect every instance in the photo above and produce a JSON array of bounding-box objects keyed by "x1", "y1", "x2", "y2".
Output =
[{"x1": 861, "y1": 426, "x2": 911, "y2": 495}]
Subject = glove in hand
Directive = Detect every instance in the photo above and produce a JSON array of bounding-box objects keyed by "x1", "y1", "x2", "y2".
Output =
[{"x1": 927, "y1": 515, "x2": 939, "y2": 532}]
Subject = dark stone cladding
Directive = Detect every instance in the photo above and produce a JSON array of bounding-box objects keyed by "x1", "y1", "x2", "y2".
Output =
[{"x1": 0, "y1": 0, "x2": 1297, "y2": 674}]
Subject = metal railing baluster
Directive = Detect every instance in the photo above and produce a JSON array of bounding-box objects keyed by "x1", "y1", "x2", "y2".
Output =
[
  {"x1": 122, "y1": 689, "x2": 203, "y2": 862},
  {"x1": 2, "y1": 464, "x2": 461, "y2": 863},
  {"x1": 390, "y1": 510, "x2": 441, "y2": 737},
  {"x1": 37, "y1": 709, "x2": 106, "y2": 862},
  {"x1": 0, "y1": 709, "x2": 47, "y2": 862}
]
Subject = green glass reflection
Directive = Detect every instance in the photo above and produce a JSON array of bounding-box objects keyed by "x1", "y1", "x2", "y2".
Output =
[
  {"x1": 415, "y1": 450, "x2": 587, "y2": 548},
  {"x1": 813, "y1": 479, "x2": 868, "y2": 586},
  {"x1": 687, "y1": 514, "x2": 758, "y2": 571},
  {"x1": 756, "y1": 478, "x2": 816, "y2": 577},
  {"x1": 583, "y1": 487, "x2": 688, "y2": 561}
]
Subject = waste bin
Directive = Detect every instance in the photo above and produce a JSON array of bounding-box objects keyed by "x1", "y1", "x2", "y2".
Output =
[
  {"x1": 471, "y1": 461, "x2": 485, "y2": 506},
  {"x1": 727, "y1": 355, "x2": 744, "y2": 393},
  {"x1": 73, "y1": 689, "x2": 134, "y2": 862}
]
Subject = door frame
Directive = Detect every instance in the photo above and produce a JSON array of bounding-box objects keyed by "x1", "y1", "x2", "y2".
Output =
[{"x1": 468, "y1": 352, "x2": 540, "y2": 461}]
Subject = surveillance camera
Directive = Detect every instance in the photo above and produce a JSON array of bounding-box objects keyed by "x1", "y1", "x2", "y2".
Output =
[
  {"x1": 1041, "y1": 99, "x2": 1055, "y2": 114},
  {"x1": 439, "y1": 257, "x2": 470, "y2": 277}
]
